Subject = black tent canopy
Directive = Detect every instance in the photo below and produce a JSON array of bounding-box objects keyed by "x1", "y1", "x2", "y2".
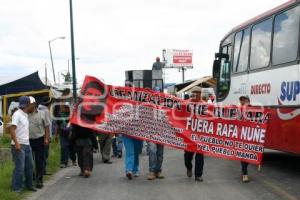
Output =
[{"x1": 0, "y1": 71, "x2": 48, "y2": 96}]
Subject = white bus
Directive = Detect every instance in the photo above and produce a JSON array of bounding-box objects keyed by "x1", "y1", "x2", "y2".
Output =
[{"x1": 212, "y1": 0, "x2": 300, "y2": 154}]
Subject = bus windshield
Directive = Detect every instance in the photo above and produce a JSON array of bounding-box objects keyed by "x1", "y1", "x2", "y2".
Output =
[{"x1": 216, "y1": 45, "x2": 232, "y2": 100}]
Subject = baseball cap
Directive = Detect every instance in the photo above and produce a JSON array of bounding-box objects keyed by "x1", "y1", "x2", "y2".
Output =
[
  {"x1": 29, "y1": 96, "x2": 36, "y2": 104},
  {"x1": 19, "y1": 96, "x2": 30, "y2": 109}
]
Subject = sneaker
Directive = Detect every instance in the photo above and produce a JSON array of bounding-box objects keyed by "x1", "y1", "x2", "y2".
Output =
[
  {"x1": 147, "y1": 172, "x2": 156, "y2": 180},
  {"x1": 242, "y1": 175, "x2": 249, "y2": 183},
  {"x1": 187, "y1": 169, "x2": 192, "y2": 178},
  {"x1": 195, "y1": 177, "x2": 203, "y2": 182},
  {"x1": 133, "y1": 173, "x2": 140, "y2": 178},
  {"x1": 126, "y1": 172, "x2": 133, "y2": 180},
  {"x1": 155, "y1": 172, "x2": 165, "y2": 179}
]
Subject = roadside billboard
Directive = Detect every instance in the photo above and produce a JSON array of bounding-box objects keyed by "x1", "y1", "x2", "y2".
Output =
[{"x1": 164, "y1": 49, "x2": 193, "y2": 68}]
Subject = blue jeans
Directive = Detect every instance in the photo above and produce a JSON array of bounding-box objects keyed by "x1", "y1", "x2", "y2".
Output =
[
  {"x1": 122, "y1": 135, "x2": 143, "y2": 175},
  {"x1": 60, "y1": 135, "x2": 70, "y2": 165},
  {"x1": 148, "y1": 142, "x2": 164, "y2": 173},
  {"x1": 11, "y1": 145, "x2": 34, "y2": 191}
]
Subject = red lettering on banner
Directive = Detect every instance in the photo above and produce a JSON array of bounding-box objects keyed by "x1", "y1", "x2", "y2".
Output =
[{"x1": 70, "y1": 75, "x2": 270, "y2": 165}]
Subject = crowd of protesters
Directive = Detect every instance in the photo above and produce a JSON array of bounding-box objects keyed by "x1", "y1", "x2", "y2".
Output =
[{"x1": 8, "y1": 85, "x2": 253, "y2": 193}]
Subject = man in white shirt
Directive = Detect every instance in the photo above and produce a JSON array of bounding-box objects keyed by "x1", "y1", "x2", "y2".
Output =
[{"x1": 10, "y1": 96, "x2": 36, "y2": 192}]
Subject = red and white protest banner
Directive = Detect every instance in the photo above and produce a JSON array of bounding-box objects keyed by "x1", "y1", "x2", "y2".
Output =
[{"x1": 71, "y1": 76, "x2": 270, "y2": 164}]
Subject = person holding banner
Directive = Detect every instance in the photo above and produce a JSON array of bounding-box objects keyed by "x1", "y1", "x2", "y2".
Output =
[
  {"x1": 71, "y1": 124, "x2": 98, "y2": 178},
  {"x1": 147, "y1": 86, "x2": 165, "y2": 180},
  {"x1": 123, "y1": 135, "x2": 143, "y2": 180},
  {"x1": 147, "y1": 142, "x2": 164, "y2": 180},
  {"x1": 184, "y1": 86, "x2": 205, "y2": 182},
  {"x1": 239, "y1": 95, "x2": 251, "y2": 183}
]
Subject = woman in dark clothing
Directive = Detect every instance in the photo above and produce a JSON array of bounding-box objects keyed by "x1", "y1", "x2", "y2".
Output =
[{"x1": 71, "y1": 124, "x2": 98, "y2": 178}]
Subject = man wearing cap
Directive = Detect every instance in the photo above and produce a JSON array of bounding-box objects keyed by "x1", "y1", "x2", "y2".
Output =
[
  {"x1": 38, "y1": 96, "x2": 53, "y2": 175},
  {"x1": 184, "y1": 86, "x2": 205, "y2": 182},
  {"x1": 10, "y1": 96, "x2": 36, "y2": 192},
  {"x1": 239, "y1": 95, "x2": 251, "y2": 183},
  {"x1": 28, "y1": 96, "x2": 50, "y2": 188}
]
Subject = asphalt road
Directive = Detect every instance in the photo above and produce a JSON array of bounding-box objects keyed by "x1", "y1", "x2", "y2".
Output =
[{"x1": 28, "y1": 148, "x2": 300, "y2": 200}]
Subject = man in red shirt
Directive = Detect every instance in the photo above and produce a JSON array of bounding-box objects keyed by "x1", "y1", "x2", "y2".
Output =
[{"x1": 184, "y1": 86, "x2": 205, "y2": 182}]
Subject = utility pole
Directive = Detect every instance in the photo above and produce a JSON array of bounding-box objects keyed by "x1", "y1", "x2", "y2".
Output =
[
  {"x1": 181, "y1": 67, "x2": 186, "y2": 83},
  {"x1": 69, "y1": 0, "x2": 77, "y2": 100},
  {"x1": 48, "y1": 41, "x2": 56, "y2": 84},
  {"x1": 48, "y1": 36, "x2": 65, "y2": 85},
  {"x1": 45, "y1": 63, "x2": 48, "y2": 85},
  {"x1": 58, "y1": 72, "x2": 60, "y2": 85}
]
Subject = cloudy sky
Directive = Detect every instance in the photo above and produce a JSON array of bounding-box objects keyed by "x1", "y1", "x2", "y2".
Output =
[{"x1": 0, "y1": 0, "x2": 287, "y2": 86}]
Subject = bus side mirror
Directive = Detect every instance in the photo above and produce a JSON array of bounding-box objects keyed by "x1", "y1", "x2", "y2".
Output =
[{"x1": 213, "y1": 59, "x2": 221, "y2": 79}]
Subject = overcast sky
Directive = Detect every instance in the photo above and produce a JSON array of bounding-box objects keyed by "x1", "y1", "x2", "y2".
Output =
[{"x1": 0, "y1": 0, "x2": 287, "y2": 86}]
